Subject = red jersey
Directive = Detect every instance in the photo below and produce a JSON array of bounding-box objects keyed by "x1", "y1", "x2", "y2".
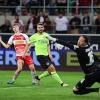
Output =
[{"x1": 8, "y1": 33, "x2": 29, "y2": 56}]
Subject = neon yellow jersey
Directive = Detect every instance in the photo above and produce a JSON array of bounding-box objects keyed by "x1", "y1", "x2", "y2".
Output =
[{"x1": 29, "y1": 32, "x2": 49, "y2": 56}]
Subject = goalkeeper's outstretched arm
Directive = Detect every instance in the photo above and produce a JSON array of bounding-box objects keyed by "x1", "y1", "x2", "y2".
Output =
[
  {"x1": 55, "y1": 39, "x2": 75, "y2": 51},
  {"x1": 45, "y1": 33, "x2": 77, "y2": 51},
  {"x1": 45, "y1": 33, "x2": 56, "y2": 42}
]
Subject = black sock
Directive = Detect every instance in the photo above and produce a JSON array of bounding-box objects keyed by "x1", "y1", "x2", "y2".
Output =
[
  {"x1": 35, "y1": 76, "x2": 40, "y2": 80},
  {"x1": 86, "y1": 88, "x2": 99, "y2": 92}
]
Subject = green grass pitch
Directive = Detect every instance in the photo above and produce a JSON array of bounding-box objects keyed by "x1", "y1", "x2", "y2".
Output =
[{"x1": 0, "y1": 71, "x2": 100, "y2": 100}]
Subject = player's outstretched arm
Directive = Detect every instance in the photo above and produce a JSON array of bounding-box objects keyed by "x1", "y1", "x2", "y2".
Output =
[
  {"x1": 56, "y1": 39, "x2": 75, "y2": 50},
  {"x1": 0, "y1": 37, "x2": 10, "y2": 48},
  {"x1": 45, "y1": 33, "x2": 56, "y2": 42}
]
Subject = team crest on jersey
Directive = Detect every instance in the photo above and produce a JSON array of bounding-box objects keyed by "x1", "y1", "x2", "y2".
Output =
[{"x1": 13, "y1": 35, "x2": 25, "y2": 40}]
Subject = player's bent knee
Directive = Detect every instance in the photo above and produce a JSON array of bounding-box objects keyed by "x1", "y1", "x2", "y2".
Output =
[{"x1": 17, "y1": 68, "x2": 22, "y2": 72}]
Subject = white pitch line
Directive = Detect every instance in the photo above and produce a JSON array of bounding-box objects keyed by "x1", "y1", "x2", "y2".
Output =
[{"x1": 0, "y1": 86, "x2": 37, "y2": 89}]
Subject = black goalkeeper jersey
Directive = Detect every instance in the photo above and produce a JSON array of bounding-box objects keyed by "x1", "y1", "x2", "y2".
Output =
[{"x1": 56, "y1": 40, "x2": 100, "y2": 74}]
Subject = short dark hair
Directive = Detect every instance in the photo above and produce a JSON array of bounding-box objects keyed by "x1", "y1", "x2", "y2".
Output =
[
  {"x1": 12, "y1": 23, "x2": 19, "y2": 27},
  {"x1": 37, "y1": 23, "x2": 44, "y2": 26},
  {"x1": 81, "y1": 35, "x2": 89, "y2": 44}
]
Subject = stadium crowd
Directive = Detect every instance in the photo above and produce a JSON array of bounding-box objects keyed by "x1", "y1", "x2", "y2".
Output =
[
  {"x1": 0, "y1": 0, "x2": 100, "y2": 34},
  {"x1": 0, "y1": 11, "x2": 100, "y2": 34}
]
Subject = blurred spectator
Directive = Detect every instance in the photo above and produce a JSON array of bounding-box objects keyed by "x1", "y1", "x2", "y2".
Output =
[
  {"x1": 79, "y1": 0, "x2": 91, "y2": 14},
  {"x1": 7, "y1": 0, "x2": 20, "y2": 6},
  {"x1": 22, "y1": 7, "x2": 30, "y2": 16},
  {"x1": 81, "y1": 10, "x2": 91, "y2": 34},
  {"x1": 56, "y1": 0, "x2": 67, "y2": 6},
  {"x1": 56, "y1": 0, "x2": 67, "y2": 12},
  {"x1": 54, "y1": 12, "x2": 69, "y2": 34},
  {"x1": 47, "y1": 0, "x2": 57, "y2": 15},
  {"x1": 94, "y1": 1, "x2": 100, "y2": 14},
  {"x1": 69, "y1": 14, "x2": 81, "y2": 34},
  {"x1": 95, "y1": 12, "x2": 100, "y2": 34},
  {"x1": 93, "y1": 0, "x2": 99, "y2": 5},
  {"x1": 0, "y1": 0, "x2": 4, "y2": 6},
  {"x1": 37, "y1": 11, "x2": 45, "y2": 23},
  {"x1": 22, "y1": 0, "x2": 38, "y2": 6},
  {"x1": 16, "y1": 6, "x2": 21, "y2": 15},
  {"x1": 70, "y1": 0, "x2": 91, "y2": 15},
  {"x1": 70, "y1": 0, "x2": 77, "y2": 14},
  {"x1": 21, "y1": 1, "x2": 30, "y2": 16},
  {"x1": 12, "y1": 15, "x2": 24, "y2": 32},
  {"x1": 0, "y1": 0, "x2": 7, "y2": 6},
  {"x1": 0, "y1": 15, "x2": 12, "y2": 33},
  {"x1": 7, "y1": 0, "x2": 20, "y2": 15},
  {"x1": 79, "y1": 0, "x2": 91, "y2": 6},
  {"x1": 22, "y1": 0, "x2": 38, "y2": 15},
  {"x1": 44, "y1": 16, "x2": 52, "y2": 33},
  {"x1": 22, "y1": 0, "x2": 29, "y2": 5},
  {"x1": 38, "y1": 0, "x2": 49, "y2": 6},
  {"x1": 26, "y1": 13, "x2": 37, "y2": 34}
]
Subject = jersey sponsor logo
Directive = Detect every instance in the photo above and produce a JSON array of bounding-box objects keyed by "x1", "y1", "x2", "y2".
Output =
[
  {"x1": 14, "y1": 40, "x2": 25, "y2": 44},
  {"x1": 38, "y1": 39, "x2": 48, "y2": 44}
]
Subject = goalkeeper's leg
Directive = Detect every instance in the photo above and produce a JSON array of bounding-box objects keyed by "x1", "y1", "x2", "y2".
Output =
[{"x1": 73, "y1": 77, "x2": 99, "y2": 95}]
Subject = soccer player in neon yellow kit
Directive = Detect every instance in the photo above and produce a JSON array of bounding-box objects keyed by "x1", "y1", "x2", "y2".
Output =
[{"x1": 24, "y1": 23, "x2": 68, "y2": 87}]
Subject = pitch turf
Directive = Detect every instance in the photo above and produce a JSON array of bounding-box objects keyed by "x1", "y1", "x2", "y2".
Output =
[{"x1": 0, "y1": 71, "x2": 100, "y2": 100}]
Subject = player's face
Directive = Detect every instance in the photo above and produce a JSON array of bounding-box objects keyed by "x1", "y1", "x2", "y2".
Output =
[
  {"x1": 37, "y1": 25, "x2": 44, "y2": 33},
  {"x1": 13, "y1": 25, "x2": 19, "y2": 33},
  {"x1": 77, "y1": 36, "x2": 86, "y2": 47}
]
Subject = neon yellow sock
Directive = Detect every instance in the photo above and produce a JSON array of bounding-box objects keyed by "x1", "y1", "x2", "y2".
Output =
[
  {"x1": 39, "y1": 71, "x2": 50, "y2": 79},
  {"x1": 51, "y1": 72, "x2": 63, "y2": 84}
]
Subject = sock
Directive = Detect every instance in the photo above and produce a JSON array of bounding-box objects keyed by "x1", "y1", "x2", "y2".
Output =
[
  {"x1": 31, "y1": 70, "x2": 36, "y2": 77},
  {"x1": 51, "y1": 72, "x2": 63, "y2": 84},
  {"x1": 12, "y1": 78, "x2": 15, "y2": 82},
  {"x1": 12, "y1": 71, "x2": 21, "y2": 81},
  {"x1": 31, "y1": 70, "x2": 36, "y2": 81},
  {"x1": 39, "y1": 71, "x2": 50, "y2": 79},
  {"x1": 86, "y1": 88, "x2": 99, "y2": 93}
]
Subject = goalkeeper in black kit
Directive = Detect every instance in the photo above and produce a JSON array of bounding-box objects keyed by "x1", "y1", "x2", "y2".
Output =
[{"x1": 56, "y1": 35, "x2": 100, "y2": 95}]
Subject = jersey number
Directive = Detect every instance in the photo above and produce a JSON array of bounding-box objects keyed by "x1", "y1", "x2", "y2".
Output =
[{"x1": 87, "y1": 51, "x2": 94, "y2": 66}]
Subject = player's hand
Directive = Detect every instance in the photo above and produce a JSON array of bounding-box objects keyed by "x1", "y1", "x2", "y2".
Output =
[{"x1": 54, "y1": 43, "x2": 64, "y2": 50}]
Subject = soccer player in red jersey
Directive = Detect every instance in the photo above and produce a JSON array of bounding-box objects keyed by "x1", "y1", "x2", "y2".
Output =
[{"x1": 0, "y1": 24, "x2": 37, "y2": 84}]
